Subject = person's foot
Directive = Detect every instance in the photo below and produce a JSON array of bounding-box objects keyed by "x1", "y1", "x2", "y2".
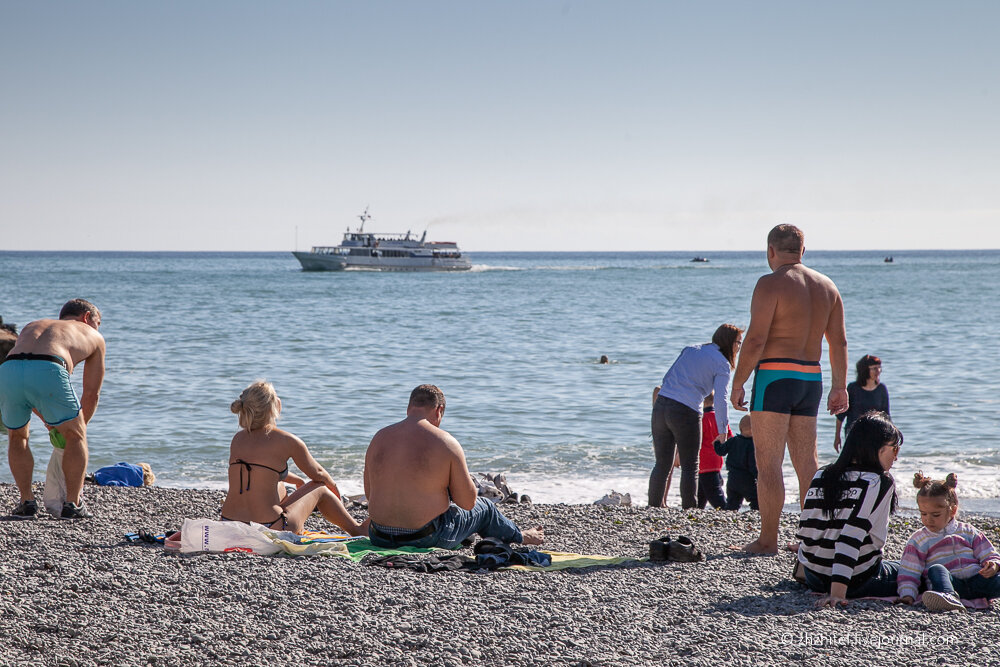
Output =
[
  {"x1": 353, "y1": 518, "x2": 371, "y2": 537},
  {"x1": 922, "y1": 590, "x2": 966, "y2": 612},
  {"x1": 784, "y1": 541, "x2": 801, "y2": 553},
  {"x1": 732, "y1": 539, "x2": 778, "y2": 555},
  {"x1": 10, "y1": 499, "x2": 38, "y2": 520},
  {"x1": 60, "y1": 501, "x2": 92, "y2": 519},
  {"x1": 520, "y1": 525, "x2": 544, "y2": 545}
]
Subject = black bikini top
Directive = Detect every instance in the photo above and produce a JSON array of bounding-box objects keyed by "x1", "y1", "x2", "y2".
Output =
[{"x1": 229, "y1": 458, "x2": 289, "y2": 494}]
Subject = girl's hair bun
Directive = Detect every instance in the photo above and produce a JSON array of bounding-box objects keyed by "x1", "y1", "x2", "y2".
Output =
[{"x1": 912, "y1": 471, "x2": 932, "y2": 489}]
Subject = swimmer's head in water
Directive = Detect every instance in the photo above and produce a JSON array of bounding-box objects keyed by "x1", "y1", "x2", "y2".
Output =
[
  {"x1": 599, "y1": 355, "x2": 609, "y2": 364},
  {"x1": 231, "y1": 379, "x2": 281, "y2": 433}
]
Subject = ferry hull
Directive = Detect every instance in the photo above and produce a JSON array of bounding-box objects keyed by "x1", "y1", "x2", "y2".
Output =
[
  {"x1": 292, "y1": 251, "x2": 348, "y2": 271},
  {"x1": 292, "y1": 251, "x2": 470, "y2": 272}
]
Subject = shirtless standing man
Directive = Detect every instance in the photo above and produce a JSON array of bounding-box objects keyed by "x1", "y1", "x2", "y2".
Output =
[
  {"x1": 730, "y1": 226, "x2": 848, "y2": 554},
  {"x1": 364, "y1": 384, "x2": 543, "y2": 548},
  {"x1": 0, "y1": 299, "x2": 106, "y2": 519}
]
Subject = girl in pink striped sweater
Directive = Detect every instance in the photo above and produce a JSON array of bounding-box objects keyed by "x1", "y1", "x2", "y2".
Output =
[{"x1": 897, "y1": 472, "x2": 1000, "y2": 612}]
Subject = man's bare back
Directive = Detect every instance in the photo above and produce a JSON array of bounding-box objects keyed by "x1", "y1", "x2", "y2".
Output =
[
  {"x1": 363, "y1": 385, "x2": 543, "y2": 547},
  {"x1": 753, "y1": 264, "x2": 840, "y2": 362},
  {"x1": 365, "y1": 415, "x2": 475, "y2": 529},
  {"x1": 12, "y1": 318, "x2": 105, "y2": 370}
]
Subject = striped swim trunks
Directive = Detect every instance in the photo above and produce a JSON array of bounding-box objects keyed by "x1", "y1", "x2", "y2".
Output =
[{"x1": 750, "y1": 358, "x2": 823, "y2": 416}]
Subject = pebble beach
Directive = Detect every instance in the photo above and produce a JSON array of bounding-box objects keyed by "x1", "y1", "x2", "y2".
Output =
[{"x1": 2, "y1": 483, "x2": 999, "y2": 667}]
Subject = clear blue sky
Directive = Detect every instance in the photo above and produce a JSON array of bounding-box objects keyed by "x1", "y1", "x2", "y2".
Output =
[{"x1": 1, "y1": 1, "x2": 997, "y2": 251}]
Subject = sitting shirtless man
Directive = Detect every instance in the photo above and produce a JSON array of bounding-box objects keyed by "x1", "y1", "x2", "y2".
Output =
[
  {"x1": 364, "y1": 384, "x2": 543, "y2": 549},
  {"x1": 0, "y1": 299, "x2": 106, "y2": 519}
]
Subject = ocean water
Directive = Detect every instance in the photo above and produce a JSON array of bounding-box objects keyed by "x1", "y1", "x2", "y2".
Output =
[{"x1": 1, "y1": 249, "x2": 998, "y2": 512}]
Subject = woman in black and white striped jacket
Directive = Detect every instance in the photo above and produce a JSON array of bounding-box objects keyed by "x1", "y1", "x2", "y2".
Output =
[{"x1": 796, "y1": 411, "x2": 901, "y2": 607}]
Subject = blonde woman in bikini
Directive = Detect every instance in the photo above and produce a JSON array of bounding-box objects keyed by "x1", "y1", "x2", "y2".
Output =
[{"x1": 219, "y1": 380, "x2": 367, "y2": 536}]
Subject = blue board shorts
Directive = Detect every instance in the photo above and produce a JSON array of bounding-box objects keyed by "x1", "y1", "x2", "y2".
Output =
[
  {"x1": 750, "y1": 358, "x2": 823, "y2": 417},
  {"x1": 0, "y1": 358, "x2": 81, "y2": 429}
]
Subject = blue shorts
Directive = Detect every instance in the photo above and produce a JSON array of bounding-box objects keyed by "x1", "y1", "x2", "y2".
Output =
[
  {"x1": 0, "y1": 359, "x2": 81, "y2": 429},
  {"x1": 750, "y1": 358, "x2": 822, "y2": 417}
]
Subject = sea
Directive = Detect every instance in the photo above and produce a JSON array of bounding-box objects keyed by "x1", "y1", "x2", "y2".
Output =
[{"x1": 1, "y1": 249, "x2": 998, "y2": 514}]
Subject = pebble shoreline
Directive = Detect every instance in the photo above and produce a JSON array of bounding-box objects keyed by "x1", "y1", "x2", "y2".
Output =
[{"x1": 1, "y1": 483, "x2": 998, "y2": 667}]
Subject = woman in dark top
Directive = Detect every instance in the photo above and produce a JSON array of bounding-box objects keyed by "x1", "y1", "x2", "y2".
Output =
[{"x1": 834, "y1": 355, "x2": 890, "y2": 452}]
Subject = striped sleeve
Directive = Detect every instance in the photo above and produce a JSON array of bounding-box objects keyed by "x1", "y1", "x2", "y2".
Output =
[
  {"x1": 897, "y1": 533, "x2": 927, "y2": 599},
  {"x1": 972, "y1": 528, "x2": 1000, "y2": 567}
]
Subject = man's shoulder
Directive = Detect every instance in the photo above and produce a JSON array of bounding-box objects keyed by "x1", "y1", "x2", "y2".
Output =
[{"x1": 798, "y1": 264, "x2": 839, "y2": 289}]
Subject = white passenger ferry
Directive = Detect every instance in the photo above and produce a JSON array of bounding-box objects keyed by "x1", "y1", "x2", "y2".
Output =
[{"x1": 292, "y1": 209, "x2": 472, "y2": 272}]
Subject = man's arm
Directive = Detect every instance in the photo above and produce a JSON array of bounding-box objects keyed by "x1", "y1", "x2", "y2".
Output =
[
  {"x1": 824, "y1": 290, "x2": 849, "y2": 415},
  {"x1": 446, "y1": 438, "x2": 478, "y2": 511},
  {"x1": 80, "y1": 338, "x2": 106, "y2": 423},
  {"x1": 731, "y1": 277, "x2": 777, "y2": 410}
]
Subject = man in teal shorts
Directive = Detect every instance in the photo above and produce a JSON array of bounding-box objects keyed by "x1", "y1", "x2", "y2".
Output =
[
  {"x1": 0, "y1": 299, "x2": 106, "y2": 519},
  {"x1": 730, "y1": 226, "x2": 849, "y2": 554}
]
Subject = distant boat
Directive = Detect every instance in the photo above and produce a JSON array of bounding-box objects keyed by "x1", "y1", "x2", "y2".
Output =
[
  {"x1": 292, "y1": 208, "x2": 472, "y2": 272},
  {"x1": 884, "y1": 256, "x2": 894, "y2": 263},
  {"x1": 690, "y1": 257, "x2": 709, "y2": 263}
]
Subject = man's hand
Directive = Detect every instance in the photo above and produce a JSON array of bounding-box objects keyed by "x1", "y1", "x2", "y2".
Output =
[
  {"x1": 827, "y1": 387, "x2": 848, "y2": 415},
  {"x1": 731, "y1": 385, "x2": 748, "y2": 411},
  {"x1": 833, "y1": 433, "x2": 842, "y2": 453},
  {"x1": 714, "y1": 433, "x2": 727, "y2": 445},
  {"x1": 980, "y1": 561, "x2": 999, "y2": 578}
]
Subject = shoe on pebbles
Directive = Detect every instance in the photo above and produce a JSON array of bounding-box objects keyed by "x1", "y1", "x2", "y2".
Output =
[
  {"x1": 666, "y1": 535, "x2": 704, "y2": 562},
  {"x1": 11, "y1": 499, "x2": 38, "y2": 520},
  {"x1": 922, "y1": 590, "x2": 966, "y2": 612},
  {"x1": 60, "y1": 501, "x2": 93, "y2": 519},
  {"x1": 649, "y1": 535, "x2": 671, "y2": 562}
]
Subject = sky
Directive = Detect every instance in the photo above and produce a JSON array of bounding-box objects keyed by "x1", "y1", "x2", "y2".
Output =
[{"x1": 1, "y1": 1, "x2": 998, "y2": 252}]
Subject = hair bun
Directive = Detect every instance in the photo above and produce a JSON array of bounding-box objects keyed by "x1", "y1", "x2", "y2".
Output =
[
  {"x1": 945, "y1": 473, "x2": 959, "y2": 489},
  {"x1": 912, "y1": 471, "x2": 932, "y2": 489},
  {"x1": 230, "y1": 399, "x2": 243, "y2": 414}
]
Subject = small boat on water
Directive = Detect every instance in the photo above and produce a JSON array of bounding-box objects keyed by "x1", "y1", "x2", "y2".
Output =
[
  {"x1": 690, "y1": 257, "x2": 709, "y2": 263},
  {"x1": 292, "y1": 209, "x2": 472, "y2": 272},
  {"x1": 884, "y1": 256, "x2": 894, "y2": 263}
]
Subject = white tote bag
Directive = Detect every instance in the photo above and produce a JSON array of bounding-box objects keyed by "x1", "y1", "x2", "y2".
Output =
[{"x1": 179, "y1": 518, "x2": 282, "y2": 555}]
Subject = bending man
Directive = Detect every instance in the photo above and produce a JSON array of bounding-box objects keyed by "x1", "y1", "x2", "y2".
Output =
[
  {"x1": 0, "y1": 299, "x2": 106, "y2": 519},
  {"x1": 364, "y1": 384, "x2": 543, "y2": 548}
]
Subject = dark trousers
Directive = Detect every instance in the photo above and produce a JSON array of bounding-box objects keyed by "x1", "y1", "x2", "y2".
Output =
[
  {"x1": 803, "y1": 560, "x2": 900, "y2": 598},
  {"x1": 697, "y1": 472, "x2": 726, "y2": 510},
  {"x1": 648, "y1": 395, "x2": 701, "y2": 508},
  {"x1": 927, "y1": 563, "x2": 1000, "y2": 599},
  {"x1": 725, "y1": 471, "x2": 758, "y2": 511}
]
